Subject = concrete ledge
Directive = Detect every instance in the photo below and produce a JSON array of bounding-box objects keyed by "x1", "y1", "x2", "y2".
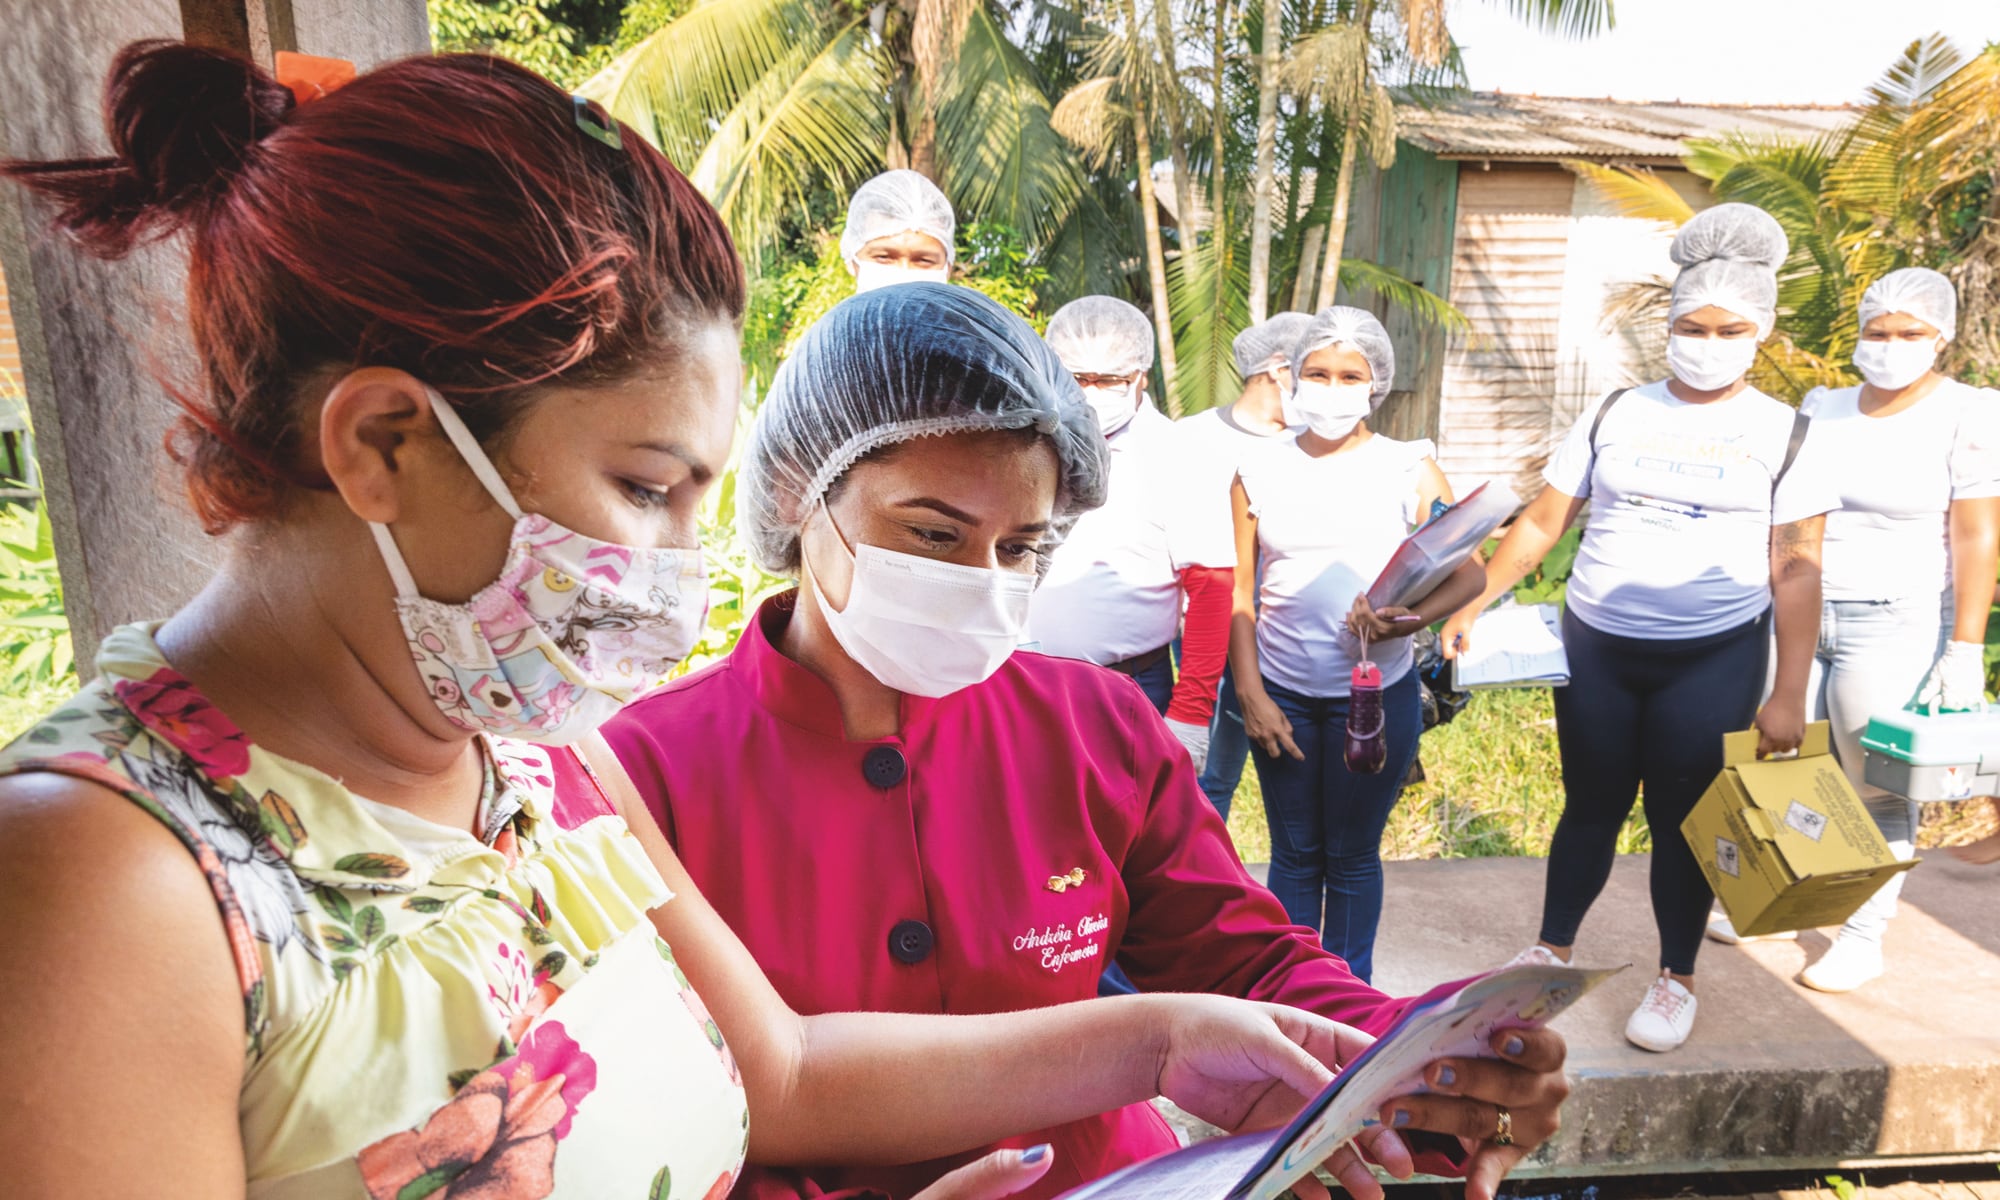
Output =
[{"x1": 1176, "y1": 854, "x2": 2000, "y2": 1178}]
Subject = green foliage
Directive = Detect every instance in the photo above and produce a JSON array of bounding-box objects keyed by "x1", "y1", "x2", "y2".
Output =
[
  {"x1": 0, "y1": 503, "x2": 74, "y2": 705},
  {"x1": 954, "y1": 221, "x2": 1051, "y2": 331},
  {"x1": 676, "y1": 430, "x2": 792, "y2": 679},
  {"x1": 1509, "y1": 527, "x2": 1580, "y2": 607},
  {"x1": 428, "y1": 0, "x2": 688, "y2": 89}
]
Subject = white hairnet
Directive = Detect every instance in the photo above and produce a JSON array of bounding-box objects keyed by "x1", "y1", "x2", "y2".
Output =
[
  {"x1": 1232, "y1": 312, "x2": 1315, "y2": 379},
  {"x1": 1859, "y1": 267, "x2": 1957, "y2": 341},
  {"x1": 740, "y1": 283, "x2": 1109, "y2": 576},
  {"x1": 839, "y1": 170, "x2": 957, "y2": 268},
  {"x1": 1667, "y1": 203, "x2": 1789, "y2": 337},
  {"x1": 1288, "y1": 306, "x2": 1396, "y2": 407},
  {"x1": 1044, "y1": 296, "x2": 1156, "y2": 378}
]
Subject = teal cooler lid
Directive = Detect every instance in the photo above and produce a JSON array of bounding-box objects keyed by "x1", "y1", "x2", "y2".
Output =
[{"x1": 1861, "y1": 708, "x2": 2000, "y2": 767}]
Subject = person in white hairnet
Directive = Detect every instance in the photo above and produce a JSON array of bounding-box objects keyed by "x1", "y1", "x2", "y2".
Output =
[
  {"x1": 841, "y1": 169, "x2": 955, "y2": 293},
  {"x1": 1443, "y1": 203, "x2": 1840, "y2": 1053},
  {"x1": 1229, "y1": 305, "x2": 1486, "y2": 984},
  {"x1": 596, "y1": 282, "x2": 1575, "y2": 1200},
  {"x1": 1702, "y1": 266, "x2": 1999, "y2": 990},
  {"x1": 1026, "y1": 296, "x2": 1237, "y2": 778},
  {"x1": 1170, "y1": 311, "x2": 1315, "y2": 820}
]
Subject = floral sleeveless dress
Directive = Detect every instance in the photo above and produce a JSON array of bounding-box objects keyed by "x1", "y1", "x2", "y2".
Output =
[{"x1": 0, "y1": 624, "x2": 749, "y2": 1199}]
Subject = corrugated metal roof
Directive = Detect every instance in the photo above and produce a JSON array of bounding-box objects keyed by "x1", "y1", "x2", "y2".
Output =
[{"x1": 1395, "y1": 92, "x2": 1856, "y2": 161}]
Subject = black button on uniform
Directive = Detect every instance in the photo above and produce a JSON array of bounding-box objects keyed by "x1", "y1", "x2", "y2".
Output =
[
  {"x1": 862, "y1": 745, "x2": 908, "y2": 789},
  {"x1": 888, "y1": 919, "x2": 934, "y2": 964}
]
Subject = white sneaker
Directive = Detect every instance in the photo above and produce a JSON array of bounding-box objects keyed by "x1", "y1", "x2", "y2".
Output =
[
  {"x1": 1624, "y1": 975, "x2": 1698, "y2": 1052},
  {"x1": 1503, "y1": 944, "x2": 1566, "y2": 969},
  {"x1": 1798, "y1": 934, "x2": 1884, "y2": 994},
  {"x1": 1706, "y1": 911, "x2": 1798, "y2": 945}
]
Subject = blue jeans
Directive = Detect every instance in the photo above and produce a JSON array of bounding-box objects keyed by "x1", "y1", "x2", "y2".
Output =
[
  {"x1": 1202, "y1": 667, "x2": 1252, "y2": 822},
  {"x1": 1250, "y1": 672, "x2": 1422, "y2": 983},
  {"x1": 1128, "y1": 654, "x2": 1174, "y2": 715}
]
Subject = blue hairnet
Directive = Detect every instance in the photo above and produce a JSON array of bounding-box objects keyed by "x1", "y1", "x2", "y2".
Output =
[
  {"x1": 839, "y1": 170, "x2": 957, "y2": 268},
  {"x1": 1288, "y1": 306, "x2": 1396, "y2": 407},
  {"x1": 1668, "y1": 203, "x2": 1789, "y2": 337},
  {"x1": 1232, "y1": 312, "x2": 1315, "y2": 379},
  {"x1": 1859, "y1": 267, "x2": 1957, "y2": 341},
  {"x1": 740, "y1": 283, "x2": 1108, "y2": 575},
  {"x1": 1044, "y1": 296, "x2": 1156, "y2": 378}
]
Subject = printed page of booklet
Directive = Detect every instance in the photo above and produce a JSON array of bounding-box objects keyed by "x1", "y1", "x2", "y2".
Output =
[{"x1": 1053, "y1": 962, "x2": 1624, "y2": 1200}]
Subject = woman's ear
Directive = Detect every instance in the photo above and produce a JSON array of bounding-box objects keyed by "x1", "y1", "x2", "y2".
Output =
[{"x1": 317, "y1": 368, "x2": 445, "y2": 524}]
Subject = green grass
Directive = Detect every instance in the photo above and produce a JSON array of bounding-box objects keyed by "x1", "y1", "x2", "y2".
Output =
[{"x1": 1224, "y1": 688, "x2": 1652, "y2": 864}]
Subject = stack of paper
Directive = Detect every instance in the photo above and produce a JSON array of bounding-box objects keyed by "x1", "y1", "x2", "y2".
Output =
[
  {"x1": 1451, "y1": 604, "x2": 1569, "y2": 690},
  {"x1": 1365, "y1": 481, "x2": 1521, "y2": 612}
]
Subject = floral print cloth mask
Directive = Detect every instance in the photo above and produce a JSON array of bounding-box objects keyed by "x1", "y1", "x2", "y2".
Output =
[{"x1": 368, "y1": 387, "x2": 708, "y2": 744}]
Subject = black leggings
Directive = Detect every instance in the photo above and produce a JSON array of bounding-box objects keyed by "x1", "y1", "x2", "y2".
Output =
[{"x1": 1541, "y1": 607, "x2": 1771, "y2": 976}]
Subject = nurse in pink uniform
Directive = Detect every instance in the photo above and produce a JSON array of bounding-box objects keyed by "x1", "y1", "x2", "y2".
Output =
[{"x1": 596, "y1": 286, "x2": 1569, "y2": 1200}]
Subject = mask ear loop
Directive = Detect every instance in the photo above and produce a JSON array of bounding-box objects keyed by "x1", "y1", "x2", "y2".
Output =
[{"x1": 368, "y1": 385, "x2": 526, "y2": 600}]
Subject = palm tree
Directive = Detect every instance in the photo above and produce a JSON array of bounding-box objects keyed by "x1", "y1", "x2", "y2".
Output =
[
  {"x1": 1280, "y1": 0, "x2": 1613, "y2": 314},
  {"x1": 1572, "y1": 36, "x2": 2000, "y2": 400},
  {"x1": 1245, "y1": 0, "x2": 1281, "y2": 322}
]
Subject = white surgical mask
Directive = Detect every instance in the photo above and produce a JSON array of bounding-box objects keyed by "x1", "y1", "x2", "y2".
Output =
[
  {"x1": 809, "y1": 505, "x2": 1033, "y2": 697},
  {"x1": 1083, "y1": 380, "x2": 1140, "y2": 436},
  {"x1": 1853, "y1": 339, "x2": 1940, "y2": 390},
  {"x1": 1286, "y1": 380, "x2": 1373, "y2": 440},
  {"x1": 853, "y1": 260, "x2": 950, "y2": 294},
  {"x1": 1666, "y1": 334, "x2": 1760, "y2": 391},
  {"x1": 370, "y1": 388, "x2": 708, "y2": 744}
]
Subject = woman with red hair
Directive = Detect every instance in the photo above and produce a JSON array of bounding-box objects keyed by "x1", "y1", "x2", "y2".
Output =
[{"x1": 0, "y1": 41, "x2": 1412, "y2": 1199}]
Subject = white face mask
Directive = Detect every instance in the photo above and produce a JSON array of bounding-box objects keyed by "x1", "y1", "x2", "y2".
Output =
[
  {"x1": 370, "y1": 388, "x2": 708, "y2": 744},
  {"x1": 1082, "y1": 380, "x2": 1140, "y2": 436},
  {"x1": 853, "y1": 260, "x2": 951, "y2": 294},
  {"x1": 1666, "y1": 334, "x2": 1760, "y2": 391},
  {"x1": 809, "y1": 505, "x2": 1034, "y2": 698},
  {"x1": 1286, "y1": 380, "x2": 1373, "y2": 439},
  {"x1": 1853, "y1": 339, "x2": 1940, "y2": 390}
]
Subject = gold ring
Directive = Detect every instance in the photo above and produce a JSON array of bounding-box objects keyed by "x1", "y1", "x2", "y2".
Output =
[{"x1": 1493, "y1": 1107, "x2": 1514, "y2": 1146}]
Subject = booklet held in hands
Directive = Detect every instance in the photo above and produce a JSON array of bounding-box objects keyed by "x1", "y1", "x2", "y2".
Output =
[
  {"x1": 1054, "y1": 962, "x2": 1622, "y2": 1200},
  {"x1": 1365, "y1": 482, "x2": 1521, "y2": 613}
]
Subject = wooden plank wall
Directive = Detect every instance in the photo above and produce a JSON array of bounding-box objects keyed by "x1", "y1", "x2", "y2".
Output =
[
  {"x1": 1434, "y1": 162, "x2": 1576, "y2": 498},
  {"x1": 0, "y1": 261, "x2": 18, "y2": 393},
  {"x1": 1338, "y1": 146, "x2": 1459, "y2": 444}
]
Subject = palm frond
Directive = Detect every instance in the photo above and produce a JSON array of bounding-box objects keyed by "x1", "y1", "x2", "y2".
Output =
[
  {"x1": 1338, "y1": 257, "x2": 1469, "y2": 333},
  {"x1": 1565, "y1": 160, "x2": 1695, "y2": 225},
  {"x1": 1167, "y1": 229, "x2": 1251, "y2": 414},
  {"x1": 1281, "y1": 21, "x2": 1372, "y2": 114},
  {"x1": 1398, "y1": 0, "x2": 1450, "y2": 69},
  {"x1": 692, "y1": 19, "x2": 892, "y2": 256},
  {"x1": 580, "y1": 0, "x2": 830, "y2": 167},
  {"x1": 939, "y1": 5, "x2": 1089, "y2": 247},
  {"x1": 1051, "y1": 75, "x2": 1129, "y2": 168},
  {"x1": 1483, "y1": 0, "x2": 1615, "y2": 40}
]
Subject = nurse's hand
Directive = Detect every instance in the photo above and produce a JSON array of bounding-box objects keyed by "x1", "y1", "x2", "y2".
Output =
[
  {"x1": 1376, "y1": 1026, "x2": 1570, "y2": 1200},
  {"x1": 1439, "y1": 608, "x2": 1478, "y2": 660},
  {"x1": 1753, "y1": 696, "x2": 1805, "y2": 758},
  {"x1": 1346, "y1": 594, "x2": 1425, "y2": 644},
  {"x1": 911, "y1": 1145, "x2": 1056, "y2": 1200},
  {"x1": 1242, "y1": 690, "x2": 1302, "y2": 761},
  {"x1": 1151, "y1": 995, "x2": 1413, "y2": 1200}
]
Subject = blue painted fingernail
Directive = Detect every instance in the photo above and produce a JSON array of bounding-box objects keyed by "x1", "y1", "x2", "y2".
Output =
[
  {"x1": 1391, "y1": 1109, "x2": 1412, "y2": 1128},
  {"x1": 1437, "y1": 1065, "x2": 1456, "y2": 1086},
  {"x1": 1022, "y1": 1145, "x2": 1050, "y2": 1165},
  {"x1": 1504, "y1": 1035, "x2": 1526, "y2": 1057}
]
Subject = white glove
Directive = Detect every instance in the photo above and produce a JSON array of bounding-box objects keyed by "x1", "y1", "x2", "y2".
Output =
[
  {"x1": 1915, "y1": 640, "x2": 1988, "y2": 712},
  {"x1": 1166, "y1": 718, "x2": 1211, "y2": 774}
]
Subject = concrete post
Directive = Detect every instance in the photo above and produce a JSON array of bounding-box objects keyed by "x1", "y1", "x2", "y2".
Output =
[{"x1": 0, "y1": 0, "x2": 428, "y2": 672}]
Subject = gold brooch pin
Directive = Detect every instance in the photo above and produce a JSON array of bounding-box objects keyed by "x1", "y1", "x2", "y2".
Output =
[{"x1": 1046, "y1": 868, "x2": 1088, "y2": 894}]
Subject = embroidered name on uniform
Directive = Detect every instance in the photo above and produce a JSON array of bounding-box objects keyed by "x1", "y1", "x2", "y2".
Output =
[
  {"x1": 1012, "y1": 912, "x2": 1112, "y2": 974},
  {"x1": 1046, "y1": 868, "x2": 1088, "y2": 893}
]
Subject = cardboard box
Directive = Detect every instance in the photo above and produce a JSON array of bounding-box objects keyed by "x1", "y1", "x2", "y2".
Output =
[{"x1": 1681, "y1": 723, "x2": 1917, "y2": 938}]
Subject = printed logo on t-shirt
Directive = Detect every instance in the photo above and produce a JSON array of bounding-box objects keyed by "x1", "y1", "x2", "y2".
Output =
[
  {"x1": 1715, "y1": 837, "x2": 1741, "y2": 878},
  {"x1": 1784, "y1": 800, "x2": 1829, "y2": 842}
]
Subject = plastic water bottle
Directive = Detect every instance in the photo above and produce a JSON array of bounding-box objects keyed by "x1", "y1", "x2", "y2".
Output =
[{"x1": 1345, "y1": 661, "x2": 1387, "y2": 774}]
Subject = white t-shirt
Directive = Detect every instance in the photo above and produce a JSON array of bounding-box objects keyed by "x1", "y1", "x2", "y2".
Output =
[
  {"x1": 1237, "y1": 434, "x2": 1435, "y2": 696},
  {"x1": 1028, "y1": 404, "x2": 1217, "y2": 664},
  {"x1": 1802, "y1": 380, "x2": 2000, "y2": 602},
  {"x1": 1545, "y1": 380, "x2": 1840, "y2": 641},
  {"x1": 1170, "y1": 405, "x2": 1297, "y2": 569}
]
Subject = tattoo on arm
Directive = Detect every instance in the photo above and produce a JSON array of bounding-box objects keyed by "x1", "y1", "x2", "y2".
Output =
[{"x1": 1773, "y1": 517, "x2": 1823, "y2": 577}]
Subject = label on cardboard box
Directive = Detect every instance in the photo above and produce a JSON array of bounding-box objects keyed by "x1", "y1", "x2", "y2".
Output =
[{"x1": 1682, "y1": 722, "x2": 1918, "y2": 938}]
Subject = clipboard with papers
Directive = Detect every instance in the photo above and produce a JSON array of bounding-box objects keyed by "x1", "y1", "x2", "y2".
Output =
[{"x1": 1450, "y1": 603, "x2": 1570, "y2": 690}]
